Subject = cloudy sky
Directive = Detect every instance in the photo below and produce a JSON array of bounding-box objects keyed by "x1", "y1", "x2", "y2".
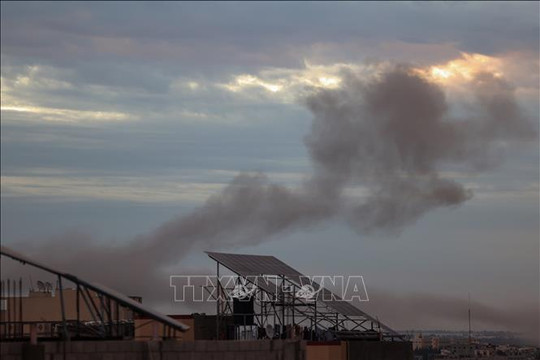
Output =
[{"x1": 1, "y1": 2, "x2": 539, "y2": 342}]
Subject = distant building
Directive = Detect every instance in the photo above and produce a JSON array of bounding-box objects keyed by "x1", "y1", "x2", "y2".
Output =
[
  {"x1": 1, "y1": 288, "x2": 137, "y2": 339},
  {"x1": 434, "y1": 341, "x2": 536, "y2": 360},
  {"x1": 413, "y1": 332, "x2": 426, "y2": 350}
]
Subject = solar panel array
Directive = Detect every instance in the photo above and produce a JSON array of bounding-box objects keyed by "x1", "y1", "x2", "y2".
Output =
[
  {"x1": 206, "y1": 251, "x2": 374, "y2": 319},
  {"x1": 207, "y1": 252, "x2": 301, "y2": 277}
]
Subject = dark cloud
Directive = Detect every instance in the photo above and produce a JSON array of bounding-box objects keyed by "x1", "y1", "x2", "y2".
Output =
[{"x1": 471, "y1": 72, "x2": 536, "y2": 140}]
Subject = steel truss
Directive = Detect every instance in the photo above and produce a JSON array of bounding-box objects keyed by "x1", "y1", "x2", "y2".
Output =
[
  {"x1": 208, "y1": 257, "x2": 404, "y2": 341},
  {"x1": 0, "y1": 246, "x2": 188, "y2": 341}
]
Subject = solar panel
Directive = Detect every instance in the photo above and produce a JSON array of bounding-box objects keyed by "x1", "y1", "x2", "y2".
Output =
[
  {"x1": 206, "y1": 252, "x2": 302, "y2": 277},
  {"x1": 206, "y1": 251, "x2": 373, "y2": 318},
  {"x1": 206, "y1": 251, "x2": 402, "y2": 337}
]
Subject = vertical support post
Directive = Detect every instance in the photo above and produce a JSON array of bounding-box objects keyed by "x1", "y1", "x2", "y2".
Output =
[
  {"x1": 468, "y1": 292, "x2": 472, "y2": 345},
  {"x1": 10, "y1": 279, "x2": 15, "y2": 338},
  {"x1": 80, "y1": 287, "x2": 98, "y2": 322},
  {"x1": 57, "y1": 275, "x2": 69, "y2": 341},
  {"x1": 152, "y1": 322, "x2": 159, "y2": 340},
  {"x1": 107, "y1": 297, "x2": 112, "y2": 337},
  {"x1": 10, "y1": 279, "x2": 14, "y2": 339},
  {"x1": 13, "y1": 280, "x2": 17, "y2": 337},
  {"x1": 30, "y1": 323, "x2": 38, "y2": 344},
  {"x1": 19, "y1": 278, "x2": 23, "y2": 338},
  {"x1": 272, "y1": 301, "x2": 276, "y2": 337},
  {"x1": 313, "y1": 298, "x2": 317, "y2": 340},
  {"x1": 216, "y1": 261, "x2": 220, "y2": 340},
  {"x1": 115, "y1": 301, "x2": 120, "y2": 337},
  {"x1": 76, "y1": 284, "x2": 80, "y2": 338},
  {"x1": 281, "y1": 276, "x2": 285, "y2": 335},
  {"x1": 292, "y1": 283, "x2": 295, "y2": 328},
  {"x1": 7, "y1": 279, "x2": 11, "y2": 338}
]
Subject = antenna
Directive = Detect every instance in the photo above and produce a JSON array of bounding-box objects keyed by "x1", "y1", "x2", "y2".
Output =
[
  {"x1": 37, "y1": 280, "x2": 45, "y2": 292},
  {"x1": 468, "y1": 292, "x2": 472, "y2": 344}
]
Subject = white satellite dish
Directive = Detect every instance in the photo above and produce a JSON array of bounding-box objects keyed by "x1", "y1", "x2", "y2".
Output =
[{"x1": 265, "y1": 324, "x2": 274, "y2": 339}]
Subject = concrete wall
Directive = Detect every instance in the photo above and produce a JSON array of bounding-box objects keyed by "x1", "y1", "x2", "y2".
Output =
[
  {"x1": 347, "y1": 340, "x2": 414, "y2": 360},
  {"x1": 0, "y1": 339, "x2": 306, "y2": 360},
  {"x1": 1, "y1": 289, "x2": 134, "y2": 324},
  {"x1": 1, "y1": 339, "x2": 412, "y2": 360},
  {"x1": 134, "y1": 317, "x2": 194, "y2": 341},
  {"x1": 134, "y1": 314, "x2": 234, "y2": 341},
  {"x1": 306, "y1": 341, "x2": 347, "y2": 360}
]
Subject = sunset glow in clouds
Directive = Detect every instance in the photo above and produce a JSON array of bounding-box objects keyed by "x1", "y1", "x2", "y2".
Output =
[{"x1": 423, "y1": 53, "x2": 504, "y2": 83}]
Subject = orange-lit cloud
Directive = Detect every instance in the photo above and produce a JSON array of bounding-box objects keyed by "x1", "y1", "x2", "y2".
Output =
[
  {"x1": 417, "y1": 52, "x2": 504, "y2": 85},
  {"x1": 220, "y1": 52, "x2": 516, "y2": 102}
]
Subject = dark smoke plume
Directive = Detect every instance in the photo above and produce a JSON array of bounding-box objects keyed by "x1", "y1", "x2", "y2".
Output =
[{"x1": 3, "y1": 65, "x2": 534, "y2": 304}]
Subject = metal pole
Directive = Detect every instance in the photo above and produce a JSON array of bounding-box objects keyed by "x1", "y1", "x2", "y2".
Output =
[
  {"x1": 107, "y1": 297, "x2": 112, "y2": 337},
  {"x1": 80, "y1": 287, "x2": 98, "y2": 322},
  {"x1": 273, "y1": 301, "x2": 276, "y2": 338},
  {"x1": 83, "y1": 288, "x2": 106, "y2": 336},
  {"x1": 7, "y1": 279, "x2": 11, "y2": 338},
  {"x1": 216, "y1": 262, "x2": 220, "y2": 340},
  {"x1": 281, "y1": 276, "x2": 285, "y2": 337},
  {"x1": 57, "y1": 275, "x2": 69, "y2": 341},
  {"x1": 313, "y1": 298, "x2": 317, "y2": 341},
  {"x1": 11, "y1": 279, "x2": 16, "y2": 338},
  {"x1": 292, "y1": 284, "x2": 295, "y2": 329},
  {"x1": 76, "y1": 284, "x2": 81, "y2": 338},
  {"x1": 115, "y1": 301, "x2": 120, "y2": 337},
  {"x1": 12, "y1": 279, "x2": 16, "y2": 338},
  {"x1": 19, "y1": 278, "x2": 23, "y2": 338},
  {"x1": 468, "y1": 293, "x2": 472, "y2": 344}
]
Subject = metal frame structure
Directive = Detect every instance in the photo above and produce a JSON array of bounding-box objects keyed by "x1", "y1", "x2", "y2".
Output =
[
  {"x1": 0, "y1": 246, "x2": 189, "y2": 341},
  {"x1": 206, "y1": 251, "x2": 404, "y2": 341}
]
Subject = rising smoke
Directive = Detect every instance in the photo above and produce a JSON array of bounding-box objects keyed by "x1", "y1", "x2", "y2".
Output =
[{"x1": 3, "y1": 64, "x2": 535, "y2": 306}]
